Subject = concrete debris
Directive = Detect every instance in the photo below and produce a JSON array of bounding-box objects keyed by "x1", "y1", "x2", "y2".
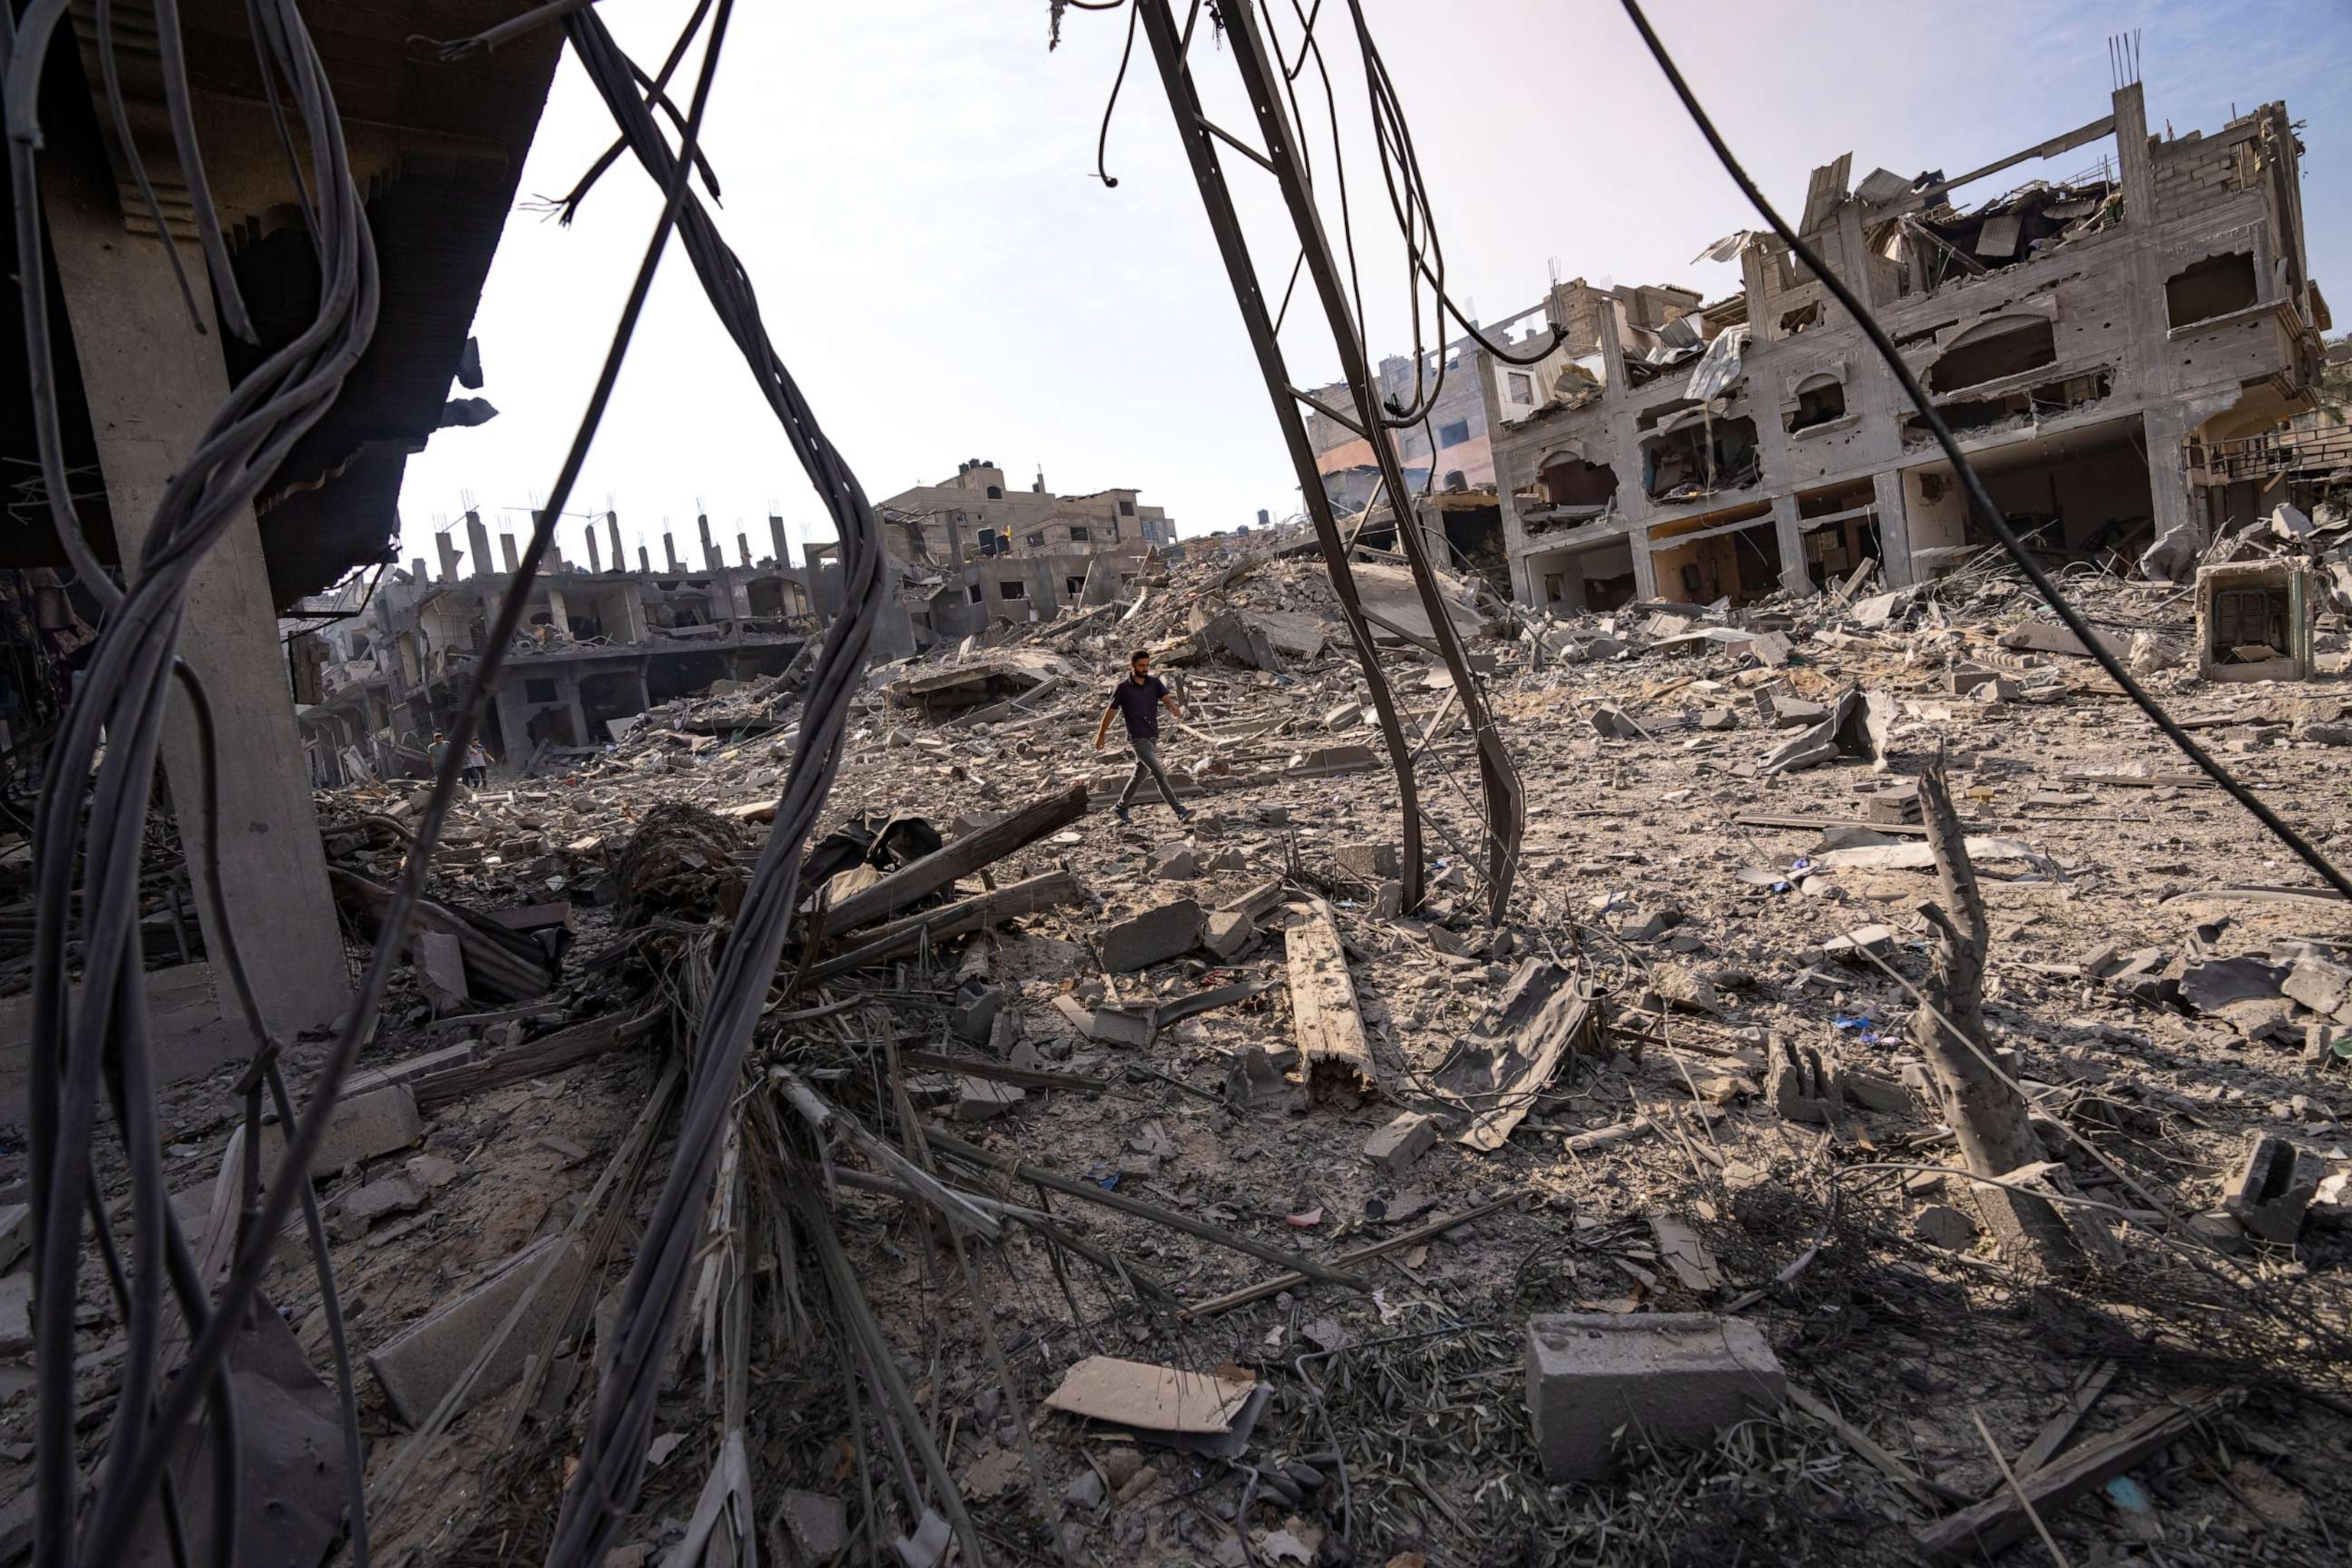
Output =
[
  {"x1": 1364, "y1": 1111, "x2": 1438, "y2": 1173},
  {"x1": 2223, "y1": 1135, "x2": 2323, "y2": 1243}
]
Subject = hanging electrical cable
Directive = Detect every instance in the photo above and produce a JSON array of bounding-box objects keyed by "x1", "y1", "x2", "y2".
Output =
[{"x1": 1619, "y1": 0, "x2": 2352, "y2": 905}]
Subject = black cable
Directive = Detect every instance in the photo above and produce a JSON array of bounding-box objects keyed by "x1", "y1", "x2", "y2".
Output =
[
  {"x1": 545, "y1": 7, "x2": 892, "y2": 1559},
  {"x1": 1091, "y1": 0, "x2": 1139, "y2": 188},
  {"x1": 1619, "y1": 0, "x2": 2352, "y2": 903}
]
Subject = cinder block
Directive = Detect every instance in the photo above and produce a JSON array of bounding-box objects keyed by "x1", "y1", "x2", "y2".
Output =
[
  {"x1": 1364, "y1": 1112, "x2": 1436, "y2": 1173},
  {"x1": 2223, "y1": 1134, "x2": 2322, "y2": 1244},
  {"x1": 367, "y1": 1233, "x2": 586, "y2": 1426},
  {"x1": 1100, "y1": 900, "x2": 1200, "y2": 972},
  {"x1": 1335, "y1": 842, "x2": 1401, "y2": 882},
  {"x1": 1524, "y1": 1313, "x2": 1785, "y2": 1481},
  {"x1": 260, "y1": 1084, "x2": 422, "y2": 1181}
]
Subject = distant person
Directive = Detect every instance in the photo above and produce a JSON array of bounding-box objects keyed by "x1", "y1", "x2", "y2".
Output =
[
  {"x1": 426, "y1": 731, "x2": 450, "y2": 778},
  {"x1": 1094, "y1": 648, "x2": 1190, "y2": 825},
  {"x1": 463, "y1": 738, "x2": 492, "y2": 787}
]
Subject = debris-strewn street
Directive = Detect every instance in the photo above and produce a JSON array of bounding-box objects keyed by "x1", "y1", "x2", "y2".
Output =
[{"x1": 15, "y1": 525, "x2": 2352, "y2": 1565}]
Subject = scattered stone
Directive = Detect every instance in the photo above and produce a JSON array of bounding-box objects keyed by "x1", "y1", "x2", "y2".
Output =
[
  {"x1": 953, "y1": 1077, "x2": 1024, "y2": 1122},
  {"x1": 1148, "y1": 844, "x2": 1200, "y2": 880},
  {"x1": 1914, "y1": 1204, "x2": 1978, "y2": 1250},
  {"x1": 1100, "y1": 899, "x2": 1201, "y2": 972},
  {"x1": 260, "y1": 1084, "x2": 422, "y2": 1181},
  {"x1": 2223, "y1": 1134, "x2": 2322, "y2": 1243},
  {"x1": 1363, "y1": 1112, "x2": 1437, "y2": 1174}
]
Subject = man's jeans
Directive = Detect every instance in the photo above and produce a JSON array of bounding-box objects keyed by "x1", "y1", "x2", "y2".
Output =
[{"x1": 1119, "y1": 734, "x2": 1183, "y2": 812}]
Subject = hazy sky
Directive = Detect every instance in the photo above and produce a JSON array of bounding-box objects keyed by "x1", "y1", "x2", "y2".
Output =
[{"x1": 391, "y1": 0, "x2": 2352, "y2": 574}]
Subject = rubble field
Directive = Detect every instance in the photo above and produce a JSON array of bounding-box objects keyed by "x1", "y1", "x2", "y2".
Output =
[{"x1": 11, "y1": 528, "x2": 2352, "y2": 1568}]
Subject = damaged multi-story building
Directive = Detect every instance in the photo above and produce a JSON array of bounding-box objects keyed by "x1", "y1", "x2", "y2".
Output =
[
  {"x1": 292, "y1": 508, "x2": 821, "y2": 783},
  {"x1": 875, "y1": 460, "x2": 1183, "y2": 643},
  {"x1": 1473, "y1": 80, "x2": 2328, "y2": 614}
]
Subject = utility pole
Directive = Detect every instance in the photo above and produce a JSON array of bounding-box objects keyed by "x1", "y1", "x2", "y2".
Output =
[{"x1": 1133, "y1": 0, "x2": 1524, "y2": 917}]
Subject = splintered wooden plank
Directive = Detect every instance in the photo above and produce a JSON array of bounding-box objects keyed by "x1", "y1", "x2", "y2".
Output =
[{"x1": 1286, "y1": 902, "x2": 1371, "y2": 1106}]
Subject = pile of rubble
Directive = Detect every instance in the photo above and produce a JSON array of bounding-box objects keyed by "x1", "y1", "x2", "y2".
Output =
[{"x1": 12, "y1": 526, "x2": 2352, "y2": 1566}]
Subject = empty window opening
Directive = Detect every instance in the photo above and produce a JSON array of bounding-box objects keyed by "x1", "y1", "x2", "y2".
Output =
[
  {"x1": 967, "y1": 583, "x2": 985, "y2": 603},
  {"x1": 1065, "y1": 577, "x2": 1086, "y2": 596},
  {"x1": 1025, "y1": 532, "x2": 1046, "y2": 548},
  {"x1": 1117, "y1": 500, "x2": 1135, "y2": 516},
  {"x1": 2165, "y1": 252, "x2": 2258, "y2": 328},
  {"x1": 1437, "y1": 420, "x2": 1472, "y2": 447},
  {"x1": 1779, "y1": 301, "x2": 1821, "y2": 335},
  {"x1": 985, "y1": 484, "x2": 1003, "y2": 499},
  {"x1": 996, "y1": 580, "x2": 1027, "y2": 599},
  {"x1": 1926, "y1": 318, "x2": 2056, "y2": 392},
  {"x1": 1508, "y1": 371, "x2": 1534, "y2": 403},
  {"x1": 1537, "y1": 455, "x2": 1618, "y2": 511},
  {"x1": 523, "y1": 678, "x2": 557, "y2": 704},
  {"x1": 1068, "y1": 524, "x2": 1090, "y2": 542},
  {"x1": 1641, "y1": 416, "x2": 1760, "y2": 503},
  {"x1": 1788, "y1": 374, "x2": 1847, "y2": 432}
]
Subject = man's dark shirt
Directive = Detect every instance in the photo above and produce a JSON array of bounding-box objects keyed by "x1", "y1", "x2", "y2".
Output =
[{"x1": 1110, "y1": 674, "x2": 1167, "y2": 740}]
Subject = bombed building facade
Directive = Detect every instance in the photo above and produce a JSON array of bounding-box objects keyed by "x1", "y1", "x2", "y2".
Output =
[
  {"x1": 1478, "y1": 83, "x2": 2327, "y2": 615},
  {"x1": 876, "y1": 459, "x2": 1183, "y2": 643},
  {"x1": 292, "y1": 508, "x2": 820, "y2": 783}
]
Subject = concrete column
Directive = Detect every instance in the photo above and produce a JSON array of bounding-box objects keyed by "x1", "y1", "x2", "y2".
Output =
[
  {"x1": 500, "y1": 534, "x2": 519, "y2": 573},
  {"x1": 559, "y1": 673, "x2": 590, "y2": 748},
  {"x1": 769, "y1": 514, "x2": 790, "y2": 568},
  {"x1": 662, "y1": 532, "x2": 681, "y2": 572},
  {"x1": 737, "y1": 532, "x2": 750, "y2": 567},
  {"x1": 1596, "y1": 301, "x2": 1628, "y2": 393},
  {"x1": 465, "y1": 509, "x2": 494, "y2": 578},
  {"x1": 2113, "y1": 84, "x2": 2155, "y2": 226},
  {"x1": 1770, "y1": 494, "x2": 1809, "y2": 595},
  {"x1": 545, "y1": 586, "x2": 570, "y2": 637},
  {"x1": 410, "y1": 556, "x2": 428, "y2": 581},
  {"x1": 538, "y1": 511, "x2": 564, "y2": 570},
  {"x1": 1872, "y1": 469, "x2": 1914, "y2": 585},
  {"x1": 492, "y1": 680, "x2": 530, "y2": 762},
  {"x1": 1740, "y1": 244, "x2": 1773, "y2": 345},
  {"x1": 697, "y1": 514, "x2": 720, "y2": 570},
  {"x1": 638, "y1": 545, "x2": 652, "y2": 572},
  {"x1": 43, "y1": 165, "x2": 347, "y2": 1038},
  {"x1": 2144, "y1": 404, "x2": 2197, "y2": 545},
  {"x1": 584, "y1": 527, "x2": 601, "y2": 573},
  {"x1": 1629, "y1": 529, "x2": 1659, "y2": 601},
  {"x1": 436, "y1": 532, "x2": 461, "y2": 582},
  {"x1": 619, "y1": 585, "x2": 650, "y2": 644}
]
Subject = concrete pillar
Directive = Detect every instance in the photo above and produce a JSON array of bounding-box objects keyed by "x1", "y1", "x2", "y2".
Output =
[
  {"x1": 638, "y1": 545, "x2": 652, "y2": 572},
  {"x1": 2113, "y1": 83, "x2": 2155, "y2": 226},
  {"x1": 410, "y1": 556, "x2": 428, "y2": 582},
  {"x1": 537, "y1": 511, "x2": 564, "y2": 570},
  {"x1": 619, "y1": 584, "x2": 650, "y2": 644},
  {"x1": 584, "y1": 527, "x2": 601, "y2": 573},
  {"x1": 465, "y1": 509, "x2": 494, "y2": 579},
  {"x1": 697, "y1": 514, "x2": 720, "y2": 571},
  {"x1": 436, "y1": 531, "x2": 461, "y2": 582},
  {"x1": 663, "y1": 531, "x2": 681, "y2": 572},
  {"x1": 1629, "y1": 529, "x2": 1659, "y2": 601},
  {"x1": 492, "y1": 680, "x2": 529, "y2": 763},
  {"x1": 500, "y1": 534, "x2": 519, "y2": 573},
  {"x1": 769, "y1": 514, "x2": 791, "y2": 568},
  {"x1": 1872, "y1": 469, "x2": 1914, "y2": 586},
  {"x1": 545, "y1": 586, "x2": 570, "y2": 638},
  {"x1": 2144, "y1": 404, "x2": 2197, "y2": 545},
  {"x1": 604, "y1": 512, "x2": 624, "y2": 573},
  {"x1": 1596, "y1": 296, "x2": 1628, "y2": 391},
  {"x1": 737, "y1": 532, "x2": 750, "y2": 567},
  {"x1": 1770, "y1": 494, "x2": 1809, "y2": 596},
  {"x1": 559, "y1": 673, "x2": 590, "y2": 748},
  {"x1": 42, "y1": 165, "x2": 347, "y2": 1039}
]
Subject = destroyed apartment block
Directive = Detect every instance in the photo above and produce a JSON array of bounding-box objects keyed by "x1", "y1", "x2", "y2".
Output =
[{"x1": 1472, "y1": 87, "x2": 2327, "y2": 621}]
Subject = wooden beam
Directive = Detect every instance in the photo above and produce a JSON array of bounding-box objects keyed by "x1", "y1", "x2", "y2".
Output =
[
  {"x1": 818, "y1": 781, "x2": 1087, "y2": 936},
  {"x1": 802, "y1": 871, "x2": 1080, "y2": 983},
  {"x1": 1287, "y1": 900, "x2": 1372, "y2": 1105},
  {"x1": 1916, "y1": 1390, "x2": 2222, "y2": 1565}
]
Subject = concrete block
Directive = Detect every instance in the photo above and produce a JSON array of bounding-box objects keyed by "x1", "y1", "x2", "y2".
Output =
[
  {"x1": 2223, "y1": 1134, "x2": 2322, "y2": 1243},
  {"x1": 1364, "y1": 1112, "x2": 1436, "y2": 1173},
  {"x1": 949, "y1": 981, "x2": 1008, "y2": 1046},
  {"x1": 1322, "y1": 702, "x2": 1361, "y2": 732},
  {"x1": 1524, "y1": 1314, "x2": 1785, "y2": 1481},
  {"x1": 412, "y1": 931, "x2": 471, "y2": 1017},
  {"x1": 2283, "y1": 955, "x2": 2352, "y2": 1020},
  {"x1": 334, "y1": 1175, "x2": 425, "y2": 1241},
  {"x1": 1203, "y1": 910, "x2": 1255, "y2": 960},
  {"x1": 1148, "y1": 844, "x2": 1199, "y2": 880},
  {"x1": 952, "y1": 1077, "x2": 1024, "y2": 1121},
  {"x1": 260, "y1": 1084, "x2": 422, "y2": 1181},
  {"x1": 1765, "y1": 694, "x2": 1827, "y2": 730},
  {"x1": 368, "y1": 1233, "x2": 586, "y2": 1426},
  {"x1": 1101, "y1": 900, "x2": 1200, "y2": 972}
]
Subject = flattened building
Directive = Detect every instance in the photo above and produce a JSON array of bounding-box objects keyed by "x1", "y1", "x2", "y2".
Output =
[{"x1": 1476, "y1": 82, "x2": 2327, "y2": 613}]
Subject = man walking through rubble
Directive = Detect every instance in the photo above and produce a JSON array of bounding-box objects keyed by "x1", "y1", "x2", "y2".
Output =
[{"x1": 1096, "y1": 648, "x2": 1191, "y2": 825}]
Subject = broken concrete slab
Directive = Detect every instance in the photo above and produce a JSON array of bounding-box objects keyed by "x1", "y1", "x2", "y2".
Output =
[
  {"x1": 1100, "y1": 900, "x2": 1201, "y2": 972},
  {"x1": 952, "y1": 1077, "x2": 1024, "y2": 1122},
  {"x1": 1524, "y1": 1314, "x2": 1785, "y2": 1482},
  {"x1": 1334, "y1": 842, "x2": 1402, "y2": 882},
  {"x1": 1148, "y1": 844, "x2": 1200, "y2": 880},
  {"x1": 2282, "y1": 954, "x2": 2352, "y2": 1020},
  {"x1": 335, "y1": 1174, "x2": 425, "y2": 1240},
  {"x1": 1364, "y1": 1112, "x2": 1436, "y2": 1174},
  {"x1": 368, "y1": 1233, "x2": 587, "y2": 1426},
  {"x1": 260, "y1": 1083, "x2": 422, "y2": 1181},
  {"x1": 1202, "y1": 910, "x2": 1255, "y2": 960}
]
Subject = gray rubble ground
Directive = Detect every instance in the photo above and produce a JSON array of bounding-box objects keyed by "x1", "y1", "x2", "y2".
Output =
[{"x1": 7, "y1": 539, "x2": 2352, "y2": 1564}]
